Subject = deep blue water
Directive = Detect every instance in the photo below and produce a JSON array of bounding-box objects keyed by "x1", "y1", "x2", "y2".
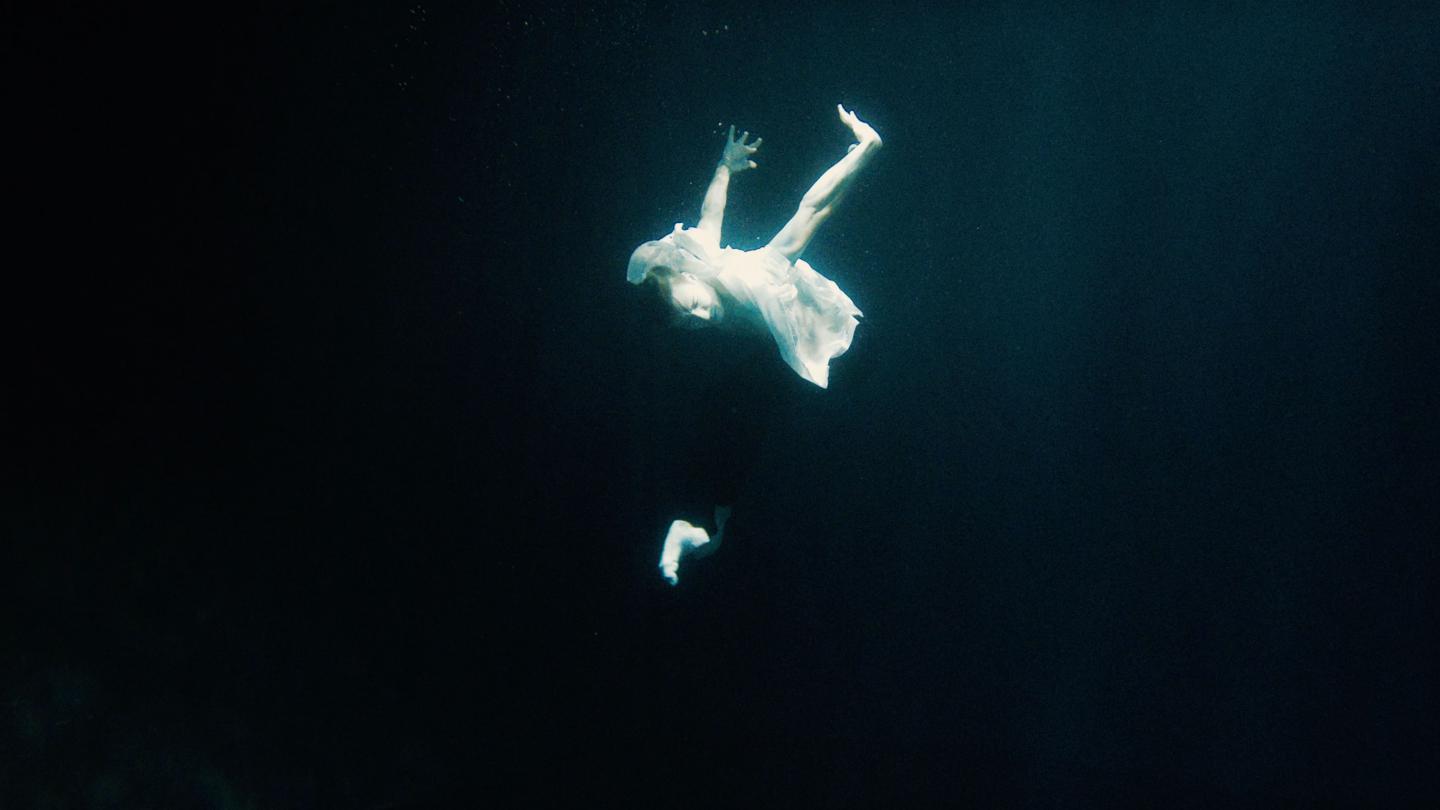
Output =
[{"x1": 7, "y1": 2, "x2": 1439, "y2": 805}]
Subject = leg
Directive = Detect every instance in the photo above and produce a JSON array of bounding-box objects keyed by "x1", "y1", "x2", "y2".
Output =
[
  {"x1": 767, "y1": 105, "x2": 883, "y2": 262},
  {"x1": 658, "y1": 519, "x2": 711, "y2": 586},
  {"x1": 657, "y1": 506, "x2": 731, "y2": 586}
]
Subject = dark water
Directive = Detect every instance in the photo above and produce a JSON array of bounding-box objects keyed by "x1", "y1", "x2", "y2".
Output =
[{"x1": 8, "y1": 2, "x2": 1438, "y2": 805}]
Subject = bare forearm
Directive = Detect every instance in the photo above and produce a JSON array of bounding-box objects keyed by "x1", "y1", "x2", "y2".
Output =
[
  {"x1": 698, "y1": 126, "x2": 761, "y2": 240},
  {"x1": 698, "y1": 163, "x2": 731, "y2": 238}
]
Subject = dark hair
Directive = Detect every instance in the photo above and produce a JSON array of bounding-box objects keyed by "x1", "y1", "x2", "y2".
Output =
[{"x1": 636, "y1": 275, "x2": 675, "y2": 321}]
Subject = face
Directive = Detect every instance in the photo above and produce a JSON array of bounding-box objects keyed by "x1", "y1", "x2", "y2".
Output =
[{"x1": 658, "y1": 270, "x2": 723, "y2": 323}]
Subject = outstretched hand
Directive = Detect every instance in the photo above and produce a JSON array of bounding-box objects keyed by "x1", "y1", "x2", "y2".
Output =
[{"x1": 721, "y1": 124, "x2": 761, "y2": 173}]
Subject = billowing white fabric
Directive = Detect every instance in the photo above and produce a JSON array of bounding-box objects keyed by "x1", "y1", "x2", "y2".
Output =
[{"x1": 647, "y1": 224, "x2": 862, "y2": 388}]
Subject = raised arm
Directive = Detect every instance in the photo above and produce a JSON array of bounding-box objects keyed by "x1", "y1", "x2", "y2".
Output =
[{"x1": 697, "y1": 125, "x2": 761, "y2": 244}]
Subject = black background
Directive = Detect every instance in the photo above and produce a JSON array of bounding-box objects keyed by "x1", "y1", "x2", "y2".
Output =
[{"x1": 6, "y1": 1, "x2": 1438, "y2": 806}]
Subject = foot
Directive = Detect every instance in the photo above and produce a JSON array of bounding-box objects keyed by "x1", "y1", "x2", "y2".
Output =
[
  {"x1": 658, "y1": 519, "x2": 711, "y2": 586},
  {"x1": 837, "y1": 104, "x2": 883, "y2": 149}
]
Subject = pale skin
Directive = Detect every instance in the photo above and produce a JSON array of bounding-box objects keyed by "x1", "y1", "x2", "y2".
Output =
[
  {"x1": 656, "y1": 104, "x2": 884, "y2": 322},
  {"x1": 768, "y1": 104, "x2": 884, "y2": 261}
]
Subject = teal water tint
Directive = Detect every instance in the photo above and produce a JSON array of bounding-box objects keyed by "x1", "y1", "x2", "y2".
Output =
[{"x1": 6, "y1": 2, "x2": 1437, "y2": 806}]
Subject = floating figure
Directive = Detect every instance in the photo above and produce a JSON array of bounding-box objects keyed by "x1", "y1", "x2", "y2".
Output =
[
  {"x1": 628, "y1": 104, "x2": 883, "y2": 388},
  {"x1": 628, "y1": 104, "x2": 884, "y2": 584}
]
